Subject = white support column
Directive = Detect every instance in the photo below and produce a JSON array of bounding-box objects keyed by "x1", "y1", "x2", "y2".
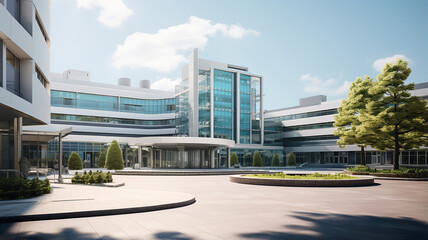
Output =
[
  {"x1": 13, "y1": 117, "x2": 22, "y2": 171},
  {"x1": 227, "y1": 147, "x2": 231, "y2": 168},
  {"x1": 137, "y1": 146, "x2": 142, "y2": 167},
  {"x1": 58, "y1": 133, "x2": 63, "y2": 183},
  {"x1": 149, "y1": 148, "x2": 154, "y2": 168}
]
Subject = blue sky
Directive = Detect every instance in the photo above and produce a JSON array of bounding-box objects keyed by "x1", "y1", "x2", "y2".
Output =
[{"x1": 50, "y1": 0, "x2": 428, "y2": 110}]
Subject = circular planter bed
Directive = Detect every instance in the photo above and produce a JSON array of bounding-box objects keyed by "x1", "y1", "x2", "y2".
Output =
[{"x1": 230, "y1": 174, "x2": 375, "y2": 187}]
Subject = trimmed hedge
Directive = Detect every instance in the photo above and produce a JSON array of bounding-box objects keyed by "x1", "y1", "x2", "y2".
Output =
[
  {"x1": 287, "y1": 152, "x2": 296, "y2": 166},
  {"x1": 68, "y1": 152, "x2": 83, "y2": 170},
  {"x1": 71, "y1": 170, "x2": 113, "y2": 185},
  {"x1": 97, "y1": 151, "x2": 106, "y2": 168},
  {"x1": 105, "y1": 140, "x2": 124, "y2": 170},
  {"x1": 0, "y1": 178, "x2": 52, "y2": 200},
  {"x1": 253, "y1": 151, "x2": 262, "y2": 167},
  {"x1": 347, "y1": 165, "x2": 428, "y2": 178},
  {"x1": 272, "y1": 154, "x2": 280, "y2": 167},
  {"x1": 230, "y1": 152, "x2": 239, "y2": 167}
]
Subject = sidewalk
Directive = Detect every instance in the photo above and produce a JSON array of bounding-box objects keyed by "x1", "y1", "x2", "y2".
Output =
[{"x1": 0, "y1": 183, "x2": 195, "y2": 222}]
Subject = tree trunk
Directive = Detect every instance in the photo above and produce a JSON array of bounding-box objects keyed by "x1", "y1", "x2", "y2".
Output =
[
  {"x1": 361, "y1": 146, "x2": 366, "y2": 166},
  {"x1": 394, "y1": 126, "x2": 400, "y2": 170}
]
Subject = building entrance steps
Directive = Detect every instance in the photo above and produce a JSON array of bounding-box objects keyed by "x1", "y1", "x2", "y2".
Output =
[{"x1": 0, "y1": 183, "x2": 195, "y2": 223}]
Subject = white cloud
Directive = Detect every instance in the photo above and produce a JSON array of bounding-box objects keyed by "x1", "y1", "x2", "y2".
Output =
[
  {"x1": 300, "y1": 73, "x2": 351, "y2": 95},
  {"x1": 112, "y1": 16, "x2": 259, "y2": 72},
  {"x1": 151, "y1": 78, "x2": 181, "y2": 92},
  {"x1": 76, "y1": 0, "x2": 133, "y2": 27},
  {"x1": 372, "y1": 54, "x2": 412, "y2": 72}
]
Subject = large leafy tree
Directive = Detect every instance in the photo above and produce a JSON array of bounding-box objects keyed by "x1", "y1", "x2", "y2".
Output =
[
  {"x1": 361, "y1": 59, "x2": 428, "y2": 170},
  {"x1": 334, "y1": 76, "x2": 378, "y2": 165}
]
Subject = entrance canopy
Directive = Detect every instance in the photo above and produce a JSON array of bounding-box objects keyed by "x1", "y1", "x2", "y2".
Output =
[
  {"x1": 22, "y1": 125, "x2": 72, "y2": 142},
  {"x1": 128, "y1": 136, "x2": 235, "y2": 148}
]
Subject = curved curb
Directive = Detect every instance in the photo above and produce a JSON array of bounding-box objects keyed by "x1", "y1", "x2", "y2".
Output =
[
  {"x1": 0, "y1": 197, "x2": 196, "y2": 223},
  {"x1": 229, "y1": 175, "x2": 375, "y2": 187},
  {"x1": 114, "y1": 170, "x2": 272, "y2": 176},
  {"x1": 369, "y1": 176, "x2": 428, "y2": 181}
]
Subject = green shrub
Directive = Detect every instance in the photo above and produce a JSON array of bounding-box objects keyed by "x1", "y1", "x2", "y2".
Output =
[
  {"x1": 68, "y1": 152, "x2": 83, "y2": 170},
  {"x1": 230, "y1": 152, "x2": 239, "y2": 167},
  {"x1": 105, "y1": 140, "x2": 124, "y2": 170},
  {"x1": 97, "y1": 151, "x2": 107, "y2": 168},
  {"x1": 253, "y1": 151, "x2": 262, "y2": 167},
  {"x1": 287, "y1": 152, "x2": 296, "y2": 166},
  {"x1": 0, "y1": 177, "x2": 52, "y2": 200},
  {"x1": 71, "y1": 171, "x2": 113, "y2": 185},
  {"x1": 272, "y1": 154, "x2": 280, "y2": 167}
]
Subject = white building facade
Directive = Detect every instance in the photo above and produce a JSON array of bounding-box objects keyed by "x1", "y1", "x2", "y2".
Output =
[{"x1": 0, "y1": 0, "x2": 50, "y2": 171}]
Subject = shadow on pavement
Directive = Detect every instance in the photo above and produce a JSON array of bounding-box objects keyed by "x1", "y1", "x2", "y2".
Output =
[
  {"x1": 154, "y1": 231, "x2": 194, "y2": 240},
  {"x1": 1, "y1": 227, "x2": 119, "y2": 240},
  {"x1": 239, "y1": 211, "x2": 428, "y2": 240}
]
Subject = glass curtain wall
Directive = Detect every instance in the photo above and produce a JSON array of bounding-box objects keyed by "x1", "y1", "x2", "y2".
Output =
[
  {"x1": 198, "y1": 70, "x2": 211, "y2": 137},
  {"x1": 213, "y1": 70, "x2": 235, "y2": 140},
  {"x1": 250, "y1": 76, "x2": 261, "y2": 144},
  {"x1": 176, "y1": 91, "x2": 190, "y2": 136},
  {"x1": 6, "y1": 49, "x2": 21, "y2": 97},
  {"x1": 231, "y1": 148, "x2": 284, "y2": 167},
  {"x1": 240, "y1": 74, "x2": 251, "y2": 143},
  {"x1": 51, "y1": 90, "x2": 175, "y2": 114}
]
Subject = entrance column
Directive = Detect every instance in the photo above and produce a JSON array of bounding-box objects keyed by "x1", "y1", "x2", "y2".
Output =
[
  {"x1": 177, "y1": 146, "x2": 185, "y2": 168},
  {"x1": 210, "y1": 147, "x2": 217, "y2": 169},
  {"x1": 137, "y1": 146, "x2": 142, "y2": 168},
  {"x1": 58, "y1": 133, "x2": 63, "y2": 183},
  {"x1": 227, "y1": 147, "x2": 231, "y2": 168},
  {"x1": 14, "y1": 117, "x2": 22, "y2": 171},
  {"x1": 149, "y1": 147, "x2": 154, "y2": 168}
]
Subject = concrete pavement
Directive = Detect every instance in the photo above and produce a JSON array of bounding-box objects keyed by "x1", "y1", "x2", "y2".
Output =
[{"x1": 0, "y1": 174, "x2": 427, "y2": 239}]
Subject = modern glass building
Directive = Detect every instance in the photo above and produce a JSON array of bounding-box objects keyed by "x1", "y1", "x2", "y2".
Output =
[
  {"x1": 0, "y1": 0, "x2": 51, "y2": 172},
  {"x1": 264, "y1": 86, "x2": 428, "y2": 167}
]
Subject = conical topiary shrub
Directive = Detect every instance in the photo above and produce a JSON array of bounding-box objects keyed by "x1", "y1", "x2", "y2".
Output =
[
  {"x1": 253, "y1": 151, "x2": 262, "y2": 167},
  {"x1": 105, "y1": 140, "x2": 124, "y2": 170},
  {"x1": 230, "y1": 152, "x2": 239, "y2": 167},
  {"x1": 287, "y1": 152, "x2": 296, "y2": 166},
  {"x1": 272, "y1": 154, "x2": 280, "y2": 167},
  {"x1": 97, "y1": 151, "x2": 106, "y2": 168},
  {"x1": 68, "y1": 152, "x2": 83, "y2": 170}
]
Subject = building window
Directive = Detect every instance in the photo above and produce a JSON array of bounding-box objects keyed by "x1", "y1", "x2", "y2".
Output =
[
  {"x1": 36, "y1": 67, "x2": 48, "y2": 88},
  {"x1": 6, "y1": 0, "x2": 20, "y2": 22},
  {"x1": 6, "y1": 49, "x2": 21, "y2": 96}
]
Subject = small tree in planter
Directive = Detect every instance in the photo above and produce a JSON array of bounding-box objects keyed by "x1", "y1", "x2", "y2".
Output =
[
  {"x1": 253, "y1": 151, "x2": 262, "y2": 167},
  {"x1": 230, "y1": 152, "x2": 239, "y2": 167},
  {"x1": 105, "y1": 140, "x2": 124, "y2": 170},
  {"x1": 68, "y1": 152, "x2": 83, "y2": 170},
  {"x1": 272, "y1": 154, "x2": 280, "y2": 167},
  {"x1": 97, "y1": 151, "x2": 106, "y2": 168},
  {"x1": 287, "y1": 152, "x2": 296, "y2": 166}
]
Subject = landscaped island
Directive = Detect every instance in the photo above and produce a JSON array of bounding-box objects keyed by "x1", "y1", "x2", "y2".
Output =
[
  {"x1": 230, "y1": 172, "x2": 374, "y2": 187},
  {"x1": 245, "y1": 172, "x2": 357, "y2": 180}
]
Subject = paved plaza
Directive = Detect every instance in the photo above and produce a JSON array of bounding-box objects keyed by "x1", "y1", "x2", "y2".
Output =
[{"x1": 0, "y1": 174, "x2": 427, "y2": 239}]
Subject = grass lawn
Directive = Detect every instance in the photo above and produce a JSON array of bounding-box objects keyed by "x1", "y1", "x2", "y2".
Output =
[{"x1": 244, "y1": 172, "x2": 358, "y2": 180}]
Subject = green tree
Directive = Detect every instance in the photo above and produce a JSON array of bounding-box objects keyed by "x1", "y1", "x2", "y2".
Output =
[
  {"x1": 68, "y1": 152, "x2": 83, "y2": 170},
  {"x1": 253, "y1": 151, "x2": 262, "y2": 167},
  {"x1": 272, "y1": 154, "x2": 280, "y2": 167},
  {"x1": 105, "y1": 140, "x2": 124, "y2": 170},
  {"x1": 334, "y1": 76, "x2": 378, "y2": 165},
  {"x1": 287, "y1": 152, "x2": 296, "y2": 166},
  {"x1": 361, "y1": 59, "x2": 428, "y2": 170},
  {"x1": 97, "y1": 151, "x2": 106, "y2": 168},
  {"x1": 230, "y1": 152, "x2": 239, "y2": 167}
]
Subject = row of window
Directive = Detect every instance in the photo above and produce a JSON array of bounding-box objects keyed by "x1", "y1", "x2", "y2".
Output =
[
  {"x1": 51, "y1": 90, "x2": 175, "y2": 114},
  {"x1": 266, "y1": 109, "x2": 338, "y2": 122},
  {"x1": 51, "y1": 113, "x2": 175, "y2": 126},
  {"x1": 284, "y1": 122, "x2": 334, "y2": 132}
]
